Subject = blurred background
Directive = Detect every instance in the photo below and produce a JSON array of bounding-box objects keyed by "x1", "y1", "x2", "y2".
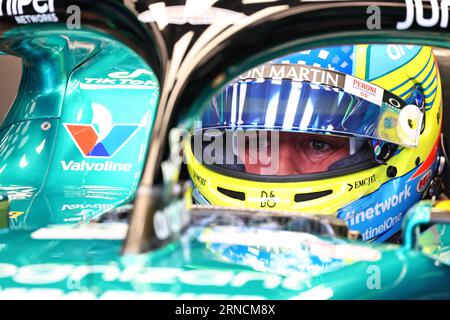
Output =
[{"x1": 0, "y1": 55, "x2": 22, "y2": 121}]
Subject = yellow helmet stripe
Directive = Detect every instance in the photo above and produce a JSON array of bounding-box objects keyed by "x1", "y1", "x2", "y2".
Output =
[{"x1": 354, "y1": 45, "x2": 369, "y2": 79}]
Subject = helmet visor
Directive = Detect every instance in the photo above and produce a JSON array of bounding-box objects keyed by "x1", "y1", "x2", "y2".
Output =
[{"x1": 198, "y1": 64, "x2": 422, "y2": 148}]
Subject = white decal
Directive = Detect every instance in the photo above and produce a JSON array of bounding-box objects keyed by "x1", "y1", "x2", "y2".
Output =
[
  {"x1": 81, "y1": 69, "x2": 158, "y2": 90},
  {"x1": 239, "y1": 64, "x2": 341, "y2": 87},
  {"x1": 0, "y1": 287, "x2": 266, "y2": 300},
  {"x1": 108, "y1": 69, "x2": 154, "y2": 79},
  {"x1": 386, "y1": 44, "x2": 416, "y2": 61},
  {"x1": 397, "y1": 0, "x2": 450, "y2": 30},
  {"x1": 138, "y1": 5, "x2": 247, "y2": 26},
  {"x1": 0, "y1": 262, "x2": 308, "y2": 292},
  {"x1": 60, "y1": 160, "x2": 133, "y2": 172},
  {"x1": 31, "y1": 223, "x2": 128, "y2": 240},
  {"x1": 344, "y1": 75, "x2": 383, "y2": 106},
  {"x1": 0, "y1": 0, "x2": 58, "y2": 24},
  {"x1": 61, "y1": 204, "x2": 114, "y2": 211}
]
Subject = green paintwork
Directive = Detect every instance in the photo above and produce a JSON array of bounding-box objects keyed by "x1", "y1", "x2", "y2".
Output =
[
  {"x1": 403, "y1": 201, "x2": 433, "y2": 250},
  {"x1": 0, "y1": 25, "x2": 159, "y2": 229},
  {"x1": 0, "y1": 201, "x2": 449, "y2": 299}
]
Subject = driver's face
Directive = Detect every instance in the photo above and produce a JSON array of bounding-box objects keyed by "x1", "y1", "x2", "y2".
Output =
[{"x1": 238, "y1": 132, "x2": 349, "y2": 175}]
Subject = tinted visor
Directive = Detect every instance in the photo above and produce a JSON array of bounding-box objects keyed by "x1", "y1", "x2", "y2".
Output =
[{"x1": 198, "y1": 64, "x2": 422, "y2": 148}]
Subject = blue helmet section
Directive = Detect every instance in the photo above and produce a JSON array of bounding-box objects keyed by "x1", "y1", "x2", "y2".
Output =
[{"x1": 272, "y1": 46, "x2": 354, "y2": 74}]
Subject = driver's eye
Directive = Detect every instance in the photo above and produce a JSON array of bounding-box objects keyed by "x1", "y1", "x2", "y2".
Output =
[{"x1": 309, "y1": 139, "x2": 331, "y2": 152}]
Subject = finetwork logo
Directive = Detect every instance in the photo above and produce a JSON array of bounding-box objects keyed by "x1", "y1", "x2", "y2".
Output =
[
  {"x1": 62, "y1": 123, "x2": 140, "y2": 172},
  {"x1": 342, "y1": 184, "x2": 412, "y2": 241},
  {"x1": 343, "y1": 184, "x2": 411, "y2": 225}
]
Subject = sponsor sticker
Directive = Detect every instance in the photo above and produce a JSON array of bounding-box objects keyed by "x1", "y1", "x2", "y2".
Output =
[
  {"x1": 61, "y1": 204, "x2": 114, "y2": 211},
  {"x1": 338, "y1": 176, "x2": 417, "y2": 242},
  {"x1": 62, "y1": 119, "x2": 142, "y2": 172},
  {"x1": 64, "y1": 123, "x2": 140, "y2": 158},
  {"x1": 416, "y1": 169, "x2": 433, "y2": 193},
  {"x1": 31, "y1": 223, "x2": 128, "y2": 240},
  {"x1": 8, "y1": 211, "x2": 24, "y2": 219},
  {"x1": 344, "y1": 75, "x2": 383, "y2": 106},
  {"x1": 238, "y1": 63, "x2": 345, "y2": 88},
  {"x1": 348, "y1": 174, "x2": 376, "y2": 191},
  {"x1": 80, "y1": 69, "x2": 158, "y2": 90},
  {"x1": 0, "y1": 0, "x2": 58, "y2": 24}
]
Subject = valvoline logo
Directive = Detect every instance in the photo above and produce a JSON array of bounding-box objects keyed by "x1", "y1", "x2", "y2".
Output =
[
  {"x1": 60, "y1": 102, "x2": 148, "y2": 172},
  {"x1": 64, "y1": 123, "x2": 140, "y2": 158}
]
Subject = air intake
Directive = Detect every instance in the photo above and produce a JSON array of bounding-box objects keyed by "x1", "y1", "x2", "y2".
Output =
[
  {"x1": 294, "y1": 190, "x2": 333, "y2": 202},
  {"x1": 217, "y1": 187, "x2": 246, "y2": 201}
]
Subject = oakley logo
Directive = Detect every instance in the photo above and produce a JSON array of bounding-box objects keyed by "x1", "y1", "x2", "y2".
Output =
[{"x1": 64, "y1": 123, "x2": 140, "y2": 158}]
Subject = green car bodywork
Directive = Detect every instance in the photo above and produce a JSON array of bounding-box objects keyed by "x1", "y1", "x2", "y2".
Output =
[
  {"x1": 0, "y1": 26, "x2": 158, "y2": 229},
  {"x1": 0, "y1": 201, "x2": 449, "y2": 299}
]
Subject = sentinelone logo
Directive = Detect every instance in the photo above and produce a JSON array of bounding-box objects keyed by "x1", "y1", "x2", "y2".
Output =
[
  {"x1": 62, "y1": 123, "x2": 140, "y2": 172},
  {"x1": 0, "y1": 0, "x2": 58, "y2": 24}
]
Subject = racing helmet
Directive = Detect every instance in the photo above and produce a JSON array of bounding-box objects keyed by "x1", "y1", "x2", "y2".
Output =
[{"x1": 184, "y1": 44, "x2": 443, "y2": 242}]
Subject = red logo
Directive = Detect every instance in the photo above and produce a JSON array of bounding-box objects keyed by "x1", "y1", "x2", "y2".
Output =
[
  {"x1": 65, "y1": 123, "x2": 140, "y2": 158},
  {"x1": 416, "y1": 169, "x2": 433, "y2": 193},
  {"x1": 352, "y1": 78, "x2": 377, "y2": 95}
]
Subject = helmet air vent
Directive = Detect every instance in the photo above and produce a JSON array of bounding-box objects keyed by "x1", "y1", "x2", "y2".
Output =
[
  {"x1": 294, "y1": 190, "x2": 333, "y2": 202},
  {"x1": 217, "y1": 187, "x2": 246, "y2": 201}
]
